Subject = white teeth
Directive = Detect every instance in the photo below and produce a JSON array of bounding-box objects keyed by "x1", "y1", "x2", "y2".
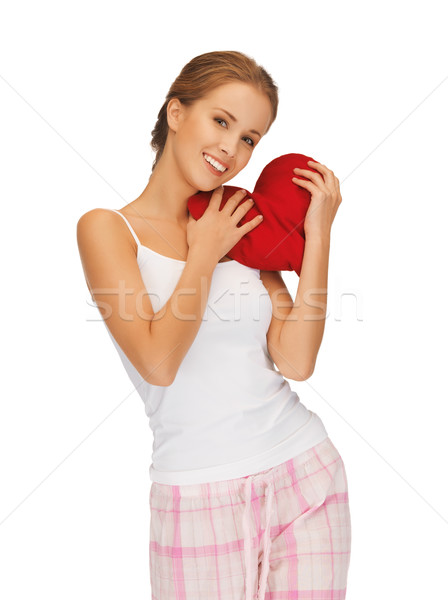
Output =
[{"x1": 204, "y1": 154, "x2": 226, "y2": 172}]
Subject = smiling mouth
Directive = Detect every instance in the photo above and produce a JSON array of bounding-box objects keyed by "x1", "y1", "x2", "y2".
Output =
[{"x1": 203, "y1": 153, "x2": 228, "y2": 173}]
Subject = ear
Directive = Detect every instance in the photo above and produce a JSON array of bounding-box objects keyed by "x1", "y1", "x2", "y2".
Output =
[{"x1": 166, "y1": 97, "x2": 185, "y2": 133}]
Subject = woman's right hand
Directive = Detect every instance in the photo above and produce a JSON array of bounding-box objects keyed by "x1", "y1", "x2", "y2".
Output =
[{"x1": 186, "y1": 186, "x2": 263, "y2": 263}]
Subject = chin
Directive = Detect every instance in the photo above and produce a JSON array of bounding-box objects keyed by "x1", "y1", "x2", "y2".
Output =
[
  {"x1": 190, "y1": 159, "x2": 236, "y2": 193},
  {"x1": 193, "y1": 176, "x2": 225, "y2": 194}
]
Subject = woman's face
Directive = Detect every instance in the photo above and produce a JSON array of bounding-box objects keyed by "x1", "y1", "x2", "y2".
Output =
[{"x1": 168, "y1": 81, "x2": 273, "y2": 192}]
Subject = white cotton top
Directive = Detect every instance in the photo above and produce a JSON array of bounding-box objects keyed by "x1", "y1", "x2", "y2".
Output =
[{"x1": 93, "y1": 209, "x2": 328, "y2": 485}]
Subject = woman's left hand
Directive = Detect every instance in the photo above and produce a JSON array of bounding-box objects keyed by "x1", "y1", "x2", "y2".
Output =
[{"x1": 292, "y1": 160, "x2": 342, "y2": 240}]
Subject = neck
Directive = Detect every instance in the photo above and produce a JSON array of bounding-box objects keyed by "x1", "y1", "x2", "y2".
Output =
[{"x1": 134, "y1": 145, "x2": 199, "y2": 226}]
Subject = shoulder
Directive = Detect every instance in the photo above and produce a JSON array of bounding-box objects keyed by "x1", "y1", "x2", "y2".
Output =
[
  {"x1": 77, "y1": 208, "x2": 115, "y2": 236},
  {"x1": 77, "y1": 207, "x2": 119, "y2": 229},
  {"x1": 77, "y1": 208, "x2": 136, "y2": 251}
]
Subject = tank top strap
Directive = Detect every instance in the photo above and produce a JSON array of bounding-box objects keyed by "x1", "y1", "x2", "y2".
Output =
[{"x1": 107, "y1": 209, "x2": 141, "y2": 247}]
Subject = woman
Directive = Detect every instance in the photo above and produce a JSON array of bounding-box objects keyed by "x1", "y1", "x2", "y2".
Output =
[{"x1": 77, "y1": 50, "x2": 350, "y2": 600}]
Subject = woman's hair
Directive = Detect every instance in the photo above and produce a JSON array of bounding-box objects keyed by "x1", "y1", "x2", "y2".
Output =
[{"x1": 149, "y1": 50, "x2": 279, "y2": 172}]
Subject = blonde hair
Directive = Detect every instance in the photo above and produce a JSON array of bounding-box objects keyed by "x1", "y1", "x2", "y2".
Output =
[{"x1": 149, "y1": 50, "x2": 279, "y2": 172}]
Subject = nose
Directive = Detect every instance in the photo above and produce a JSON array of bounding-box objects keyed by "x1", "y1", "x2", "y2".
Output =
[{"x1": 219, "y1": 136, "x2": 238, "y2": 160}]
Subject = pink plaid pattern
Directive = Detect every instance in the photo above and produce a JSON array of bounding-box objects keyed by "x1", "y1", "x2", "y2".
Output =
[{"x1": 149, "y1": 436, "x2": 351, "y2": 599}]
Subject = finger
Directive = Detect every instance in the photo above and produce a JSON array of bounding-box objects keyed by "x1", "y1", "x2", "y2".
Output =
[
  {"x1": 292, "y1": 167, "x2": 327, "y2": 186},
  {"x1": 239, "y1": 213, "x2": 263, "y2": 236},
  {"x1": 231, "y1": 197, "x2": 255, "y2": 221},
  {"x1": 307, "y1": 160, "x2": 332, "y2": 173},
  {"x1": 291, "y1": 176, "x2": 315, "y2": 189},
  {"x1": 306, "y1": 161, "x2": 336, "y2": 180},
  {"x1": 221, "y1": 189, "x2": 248, "y2": 214},
  {"x1": 209, "y1": 185, "x2": 225, "y2": 208}
]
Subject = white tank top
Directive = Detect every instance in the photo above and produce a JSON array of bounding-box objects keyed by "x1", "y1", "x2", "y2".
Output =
[{"x1": 93, "y1": 209, "x2": 328, "y2": 485}]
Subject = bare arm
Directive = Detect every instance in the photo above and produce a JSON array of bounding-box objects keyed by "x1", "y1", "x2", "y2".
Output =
[
  {"x1": 259, "y1": 239, "x2": 329, "y2": 383},
  {"x1": 77, "y1": 209, "x2": 218, "y2": 387},
  {"x1": 277, "y1": 236, "x2": 330, "y2": 378}
]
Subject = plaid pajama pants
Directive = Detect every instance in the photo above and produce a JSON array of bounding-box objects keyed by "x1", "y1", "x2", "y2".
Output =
[{"x1": 149, "y1": 436, "x2": 351, "y2": 599}]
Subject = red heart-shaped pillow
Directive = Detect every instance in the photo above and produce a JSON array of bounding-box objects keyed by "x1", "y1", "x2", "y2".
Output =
[{"x1": 187, "y1": 153, "x2": 322, "y2": 276}]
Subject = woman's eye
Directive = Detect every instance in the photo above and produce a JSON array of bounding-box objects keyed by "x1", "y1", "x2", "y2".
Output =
[{"x1": 215, "y1": 118, "x2": 254, "y2": 147}]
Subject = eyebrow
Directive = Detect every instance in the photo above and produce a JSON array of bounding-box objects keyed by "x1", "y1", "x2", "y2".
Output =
[{"x1": 212, "y1": 107, "x2": 262, "y2": 138}]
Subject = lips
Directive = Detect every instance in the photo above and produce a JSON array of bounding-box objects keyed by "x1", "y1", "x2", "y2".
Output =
[{"x1": 203, "y1": 152, "x2": 229, "y2": 172}]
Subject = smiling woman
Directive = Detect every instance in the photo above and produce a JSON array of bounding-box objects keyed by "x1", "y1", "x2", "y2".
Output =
[
  {"x1": 149, "y1": 51, "x2": 278, "y2": 174},
  {"x1": 76, "y1": 50, "x2": 351, "y2": 600}
]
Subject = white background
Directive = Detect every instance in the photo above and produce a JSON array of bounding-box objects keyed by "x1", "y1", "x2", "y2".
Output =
[{"x1": 1, "y1": 0, "x2": 447, "y2": 598}]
